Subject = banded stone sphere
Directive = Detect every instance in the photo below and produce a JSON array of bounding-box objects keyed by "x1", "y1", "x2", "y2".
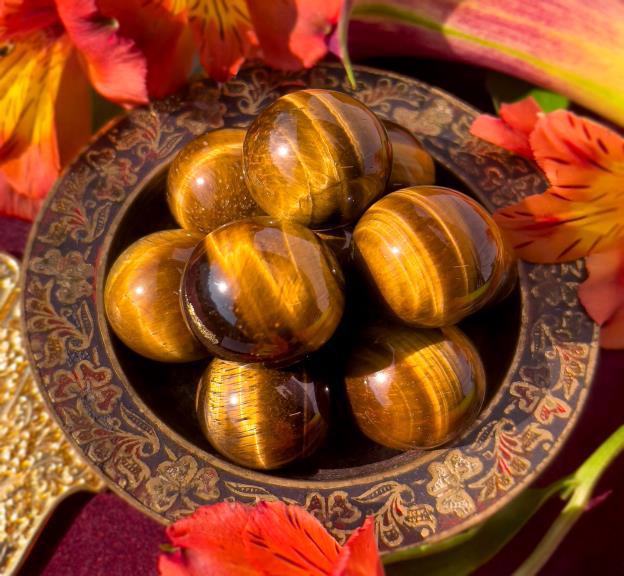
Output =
[
  {"x1": 181, "y1": 217, "x2": 345, "y2": 365},
  {"x1": 345, "y1": 325, "x2": 486, "y2": 449},
  {"x1": 382, "y1": 120, "x2": 435, "y2": 190},
  {"x1": 167, "y1": 129, "x2": 263, "y2": 234},
  {"x1": 243, "y1": 89, "x2": 392, "y2": 228},
  {"x1": 354, "y1": 186, "x2": 516, "y2": 327},
  {"x1": 196, "y1": 359, "x2": 329, "y2": 470},
  {"x1": 104, "y1": 230, "x2": 207, "y2": 362}
]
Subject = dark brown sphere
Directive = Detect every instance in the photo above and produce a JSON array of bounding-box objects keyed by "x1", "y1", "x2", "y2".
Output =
[
  {"x1": 243, "y1": 89, "x2": 391, "y2": 228},
  {"x1": 104, "y1": 230, "x2": 207, "y2": 362},
  {"x1": 167, "y1": 129, "x2": 263, "y2": 234},
  {"x1": 196, "y1": 359, "x2": 330, "y2": 470},
  {"x1": 354, "y1": 186, "x2": 516, "y2": 327},
  {"x1": 181, "y1": 217, "x2": 345, "y2": 365},
  {"x1": 345, "y1": 325, "x2": 486, "y2": 449},
  {"x1": 382, "y1": 120, "x2": 435, "y2": 191}
]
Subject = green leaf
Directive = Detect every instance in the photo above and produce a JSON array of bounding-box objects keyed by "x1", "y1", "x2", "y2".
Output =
[
  {"x1": 336, "y1": 0, "x2": 356, "y2": 89},
  {"x1": 485, "y1": 71, "x2": 569, "y2": 112}
]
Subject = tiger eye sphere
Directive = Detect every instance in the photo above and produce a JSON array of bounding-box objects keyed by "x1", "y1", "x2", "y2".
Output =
[
  {"x1": 196, "y1": 359, "x2": 329, "y2": 469},
  {"x1": 181, "y1": 217, "x2": 345, "y2": 365},
  {"x1": 382, "y1": 120, "x2": 435, "y2": 190},
  {"x1": 104, "y1": 230, "x2": 207, "y2": 362},
  {"x1": 243, "y1": 89, "x2": 392, "y2": 228},
  {"x1": 167, "y1": 129, "x2": 263, "y2": 234},
  {"x1": 345, "y1": 325, "x2": 485, "y2": 449},
  {"x1": 354, "y1": 186, "x2": 515, "y2": 327}
]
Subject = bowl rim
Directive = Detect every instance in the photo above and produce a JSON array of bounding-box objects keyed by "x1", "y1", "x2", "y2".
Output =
[{"x1": 21, "y1": 62, "x2": 600, "y2": 553}]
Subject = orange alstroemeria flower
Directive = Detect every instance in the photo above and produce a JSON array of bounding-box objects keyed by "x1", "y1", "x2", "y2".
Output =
[
  {"x1": 0, "y1": 0, "x2": 190, "y2": 220},
  {"x1": 156, "y1": 0, "x2": 343, "y2": 82},
  {"x1": 158, "y1": 501, "x2": 385, "y2": 576},
  {"x1": 471, "y1": 96, "x2": 624, "y2": 348}
]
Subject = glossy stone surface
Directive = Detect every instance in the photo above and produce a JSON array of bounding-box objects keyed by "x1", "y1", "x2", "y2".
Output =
[
  {"x1": 105, "y1": 230, "x2": 207, "y2": 362},
  {"x1": 181, "y1": 217, "x2": 345, "y2": 365},
  {"x1": 316, "y1": 227, "x2": 354, "y2": 267},
  {"x1": 354, "y1": 186, "x2": 516, "y2": 327},
  {"x1": 167, "y1": 129, "x2": 263, "y2": 234},
  {"x1": 196, "y1": 359, "x2": 329, "y2": 469},
  {"x1": 345, "y1": 325, "x2": 485, "y2": 449},
  {"x1": 383, "y1": 120, "x2": 435, "y2": 190},
  {"x1": 243, "y1": 89, "x2": 391, "y2": 228}
]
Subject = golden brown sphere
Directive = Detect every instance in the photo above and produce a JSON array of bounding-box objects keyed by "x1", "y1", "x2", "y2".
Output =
[
  {"x1": 345, "y1": 325, "x2": 485, "y2": 449},
  {"x1": 181, "y1": 217, "x2": 345, "y2": 365},
  {"x1": 353, "y1": 186, "x2": 515, "y2": 327},
  {"x1": 243, "y1": 89, "x2": 391, "y2": 228},
  {"x1": 167, "y1": 129, "x2": 263, "y2": 234},
  {"x1": 382, "y1": 120, "x2": 435, "y2": 190},
  {"x1": 104, "y1": 230, "x2": 207, "y2": 362},
  {"x1": 196, "y1": 359, "x2": 329, "y2": 470}
]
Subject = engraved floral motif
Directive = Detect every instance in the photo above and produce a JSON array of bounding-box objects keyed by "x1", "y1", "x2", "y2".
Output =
[
  {"x1": 427, "y1": 449, "x2": 483, "y2": 518},
  {"x1": 145, "y1": 450, "x2": 219, "y2": 517},
  {"x1": 470, "y1": 419, "x2": 553, "y2": 502},
  {"x1": 354, "y1": 481, "x2": 437, "y2": 548},
  {"x1": 29, "y1": 249, "x2": 94, "y2": 304},
  {"x1": 302, "y1": 491, "x2": 362, "y2": 545}
]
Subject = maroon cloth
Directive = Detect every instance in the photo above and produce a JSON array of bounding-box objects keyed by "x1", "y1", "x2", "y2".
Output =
[{"x1": 8, "y1": 60, "x2": 624, "y2": 574}]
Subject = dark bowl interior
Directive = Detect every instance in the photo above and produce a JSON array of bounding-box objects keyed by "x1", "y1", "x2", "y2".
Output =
[{"x1": 104, "y1": 161, "x2": 521, "y2": 481}]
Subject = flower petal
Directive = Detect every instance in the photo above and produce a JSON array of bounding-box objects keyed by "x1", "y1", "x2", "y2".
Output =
[
  {"x1": 247, "y1": 0, "x2": 342, "y2": 70},
  {"x1": 499, "y1": 96, "x2": 541, "y2": 137},
  {"x1": 0, "y1": 0, "x2": 60, "y2": 39},
  {"x1": 0, "y1": 32, "x2": 76, "y2": 218},
  {"x1": 347, "y1": 0, "x2": 624, "y2": 127},
  {"x1": 56, "y1": 0, "x2": 148, "y2": 104},
  {"x1": 163, "y1": 502, "x2": 259, "y2": 576},
  {"x1": 245, "y1": 501, "x2": 341, "y2": 575},
  {"x1": 579, "y1": 247, "x2": 624, "y2": 349},
  {"x1": 494, "y1": 109, "x2": 624, "y2": 262},
  {"x1": 98, "y1": 0, "x2": 194, "y2": 98},
  {"x1": 158, "y1": 550, "x2": 192, "y2": 576},
  {"x1": 470, "y1": 114, "x2": 533, "y2": 159},
  {"x1": 164, "y1": 0, "x2": 258, "y2": 82},
  {"x1": 332, "y1": 517, "x2": 384, "y2": 576}
]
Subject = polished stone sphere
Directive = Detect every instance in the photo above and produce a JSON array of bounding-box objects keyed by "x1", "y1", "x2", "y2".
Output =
[
  {"x1": 382, "y1": 120, "x2": 435, "y2": 190},
  {"x1": 181, "y1": 217, "x2": 345, "y2": 365},
  {"x1": 345, "y1": 325, "x2": 485, "y2": 449},
  {"x1": 243, "y1": 89, "x2": 391, "y2": 228},
  {"x1": 104, "y1": 230, "x2": 207, "y2": 362},
  {"x1": 353, "y1": 186, "x2": 516, "y2": 327},
  {"x1": 167, "y1": 128, "x2": 263, "y2": 234},
  {"x1": 196, "y1": 359, "x2": 329, "y2": 469}
]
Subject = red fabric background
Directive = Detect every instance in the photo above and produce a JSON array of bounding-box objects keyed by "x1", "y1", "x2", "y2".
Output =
[{"x1": 7, "y1": 60, "x2": 624, "y2": 575}]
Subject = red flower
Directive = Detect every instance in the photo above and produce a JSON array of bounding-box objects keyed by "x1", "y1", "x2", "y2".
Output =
[
  {"x1": 158, "y1": 501, "x2": 384, "y2": 576},
  {"x1": 470, "y1": 96, "x2": 541, "y2": 159},
  {"x1": 471, "y1": 96, "x2": 624, "y2": 348}
]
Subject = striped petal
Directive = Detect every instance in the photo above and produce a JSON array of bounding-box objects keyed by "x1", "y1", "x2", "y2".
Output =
[
  {"x1": 332, "y1": 517, "x2": 384, "y2": 576},
  {"x1": 579, "y1": 247, "x2": 624, "y2": 349},
  {"x1": 161, "y1": 0, "x2": 259, "y2": 82},
  {"x1": 348, "y1": 0, "x2": 624, "y2": 127},
  {"x1": 493, "y1": 110, "x2": 624, "y2": 262},
  {"x1": 0, "y1": 0, "x2": 59, "y2": 39},
  {"x1": 56, "y1": 0, "x2": 148, "y2": 104},
  {"x1": 0, "y1": 32, "x2": 91, "y2": 219}
]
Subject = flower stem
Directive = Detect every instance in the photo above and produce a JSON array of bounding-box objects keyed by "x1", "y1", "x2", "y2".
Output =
[{"x1": 514, "y1": 425, "x2": 624, "y2": 576}]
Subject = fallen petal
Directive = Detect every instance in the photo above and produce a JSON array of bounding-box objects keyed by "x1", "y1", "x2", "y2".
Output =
[
  {"x1": 499, "y1": 96, "x2": 541, "y2": 137},
  {"x1": 470, "y1": 114, "x2": 534, "y2": 158}
]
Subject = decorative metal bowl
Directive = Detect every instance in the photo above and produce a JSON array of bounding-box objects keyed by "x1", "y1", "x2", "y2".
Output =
[{"x1": 22, "y1": 63, "x2": 599, "y2": 554}]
